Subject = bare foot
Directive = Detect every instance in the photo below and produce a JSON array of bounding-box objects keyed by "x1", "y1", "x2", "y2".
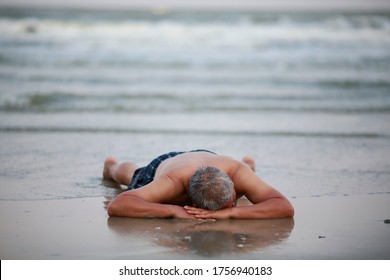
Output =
[
  {"x1": 242, "y1": 155, "x2": 255, "y2": 172},
  {"x1": 103, "y1": 156, "x2": 118, "y2": 180}
]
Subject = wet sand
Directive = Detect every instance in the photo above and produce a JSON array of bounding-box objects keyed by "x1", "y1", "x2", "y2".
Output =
[
  {"x1": 0, "y1": 195, "x2": 389, "y2": 259},
  {"x1": 0, "y1": 131, "x2": 389, "y2": 260}
]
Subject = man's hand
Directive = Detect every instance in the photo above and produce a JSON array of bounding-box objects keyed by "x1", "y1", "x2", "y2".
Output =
[
  {"x1": 171, "y1": 205, "x2": 199, "y2": 219},
  {"x1": 183, "y1": 206, "x2": 232, "y2": 220}
]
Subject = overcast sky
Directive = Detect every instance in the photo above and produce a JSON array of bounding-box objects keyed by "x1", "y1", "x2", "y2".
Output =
[{"x1": 0, "y1": 0, "x2": 390, "y2": 11}]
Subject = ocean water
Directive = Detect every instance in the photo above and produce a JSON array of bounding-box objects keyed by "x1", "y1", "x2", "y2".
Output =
[{"x1": 0, "y1": 7, "x2": 390, "y2": 200}]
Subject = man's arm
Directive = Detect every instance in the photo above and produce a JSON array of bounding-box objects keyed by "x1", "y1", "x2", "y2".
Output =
[
  {"x1": 231, "y1": 162, "x2": 294, "y2": 219},
  {"x1": 107, "y1": 175, "x2": 196, "y2": 219},
  {"x1": 185, "y1": 162, "x2": 294, "y2": 219}
]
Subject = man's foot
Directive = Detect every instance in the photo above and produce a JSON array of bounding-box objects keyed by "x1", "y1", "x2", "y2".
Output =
[
  {"x1": 103, "y1": 156, "x2": 118, "y2": 180},
  {"x1": 242, "y1": 155, "x2": 255, "y2": 172}
]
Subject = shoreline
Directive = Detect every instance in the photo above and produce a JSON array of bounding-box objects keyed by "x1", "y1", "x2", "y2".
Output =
[{"x1": 0, "y1": 194, "x2": 389, "y2": 260}]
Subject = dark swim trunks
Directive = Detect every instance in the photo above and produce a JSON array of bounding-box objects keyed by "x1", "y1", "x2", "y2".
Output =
[{"x1": 128, "y1": 149, "x2": 215, "y2": 190}]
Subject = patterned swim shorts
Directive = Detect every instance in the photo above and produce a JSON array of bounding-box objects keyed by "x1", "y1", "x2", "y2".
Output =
[{"x1": 128, "y1": 149, "x2": 215, "y2": 190}]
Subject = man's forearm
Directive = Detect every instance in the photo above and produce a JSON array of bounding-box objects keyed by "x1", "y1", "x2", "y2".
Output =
[
  {"x1": 184, "y1": 197, "x2": 294, "y2": 220},
  {"x1": 107, "y1": 194, "x2": 177, "y2": 218},
  {"x1": 230, "y1": 197, "x2": 294, "y2": 219}
]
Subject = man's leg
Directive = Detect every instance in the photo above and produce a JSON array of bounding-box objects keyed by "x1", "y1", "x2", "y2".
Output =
[
  {"x1": 103, "y1": 157, "x2": 139, "y2": 186},
  {"x1": 242, "y1": 155, "x2": 255, "y2": 172}
]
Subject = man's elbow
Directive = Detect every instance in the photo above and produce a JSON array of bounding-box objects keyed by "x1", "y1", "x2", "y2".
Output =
[
  {"x1": 283, "y1": 200, "x2": 295, "y2": 218},
  {"x1": 107, "y1": 201, "x2": 120, "y2": 217}
]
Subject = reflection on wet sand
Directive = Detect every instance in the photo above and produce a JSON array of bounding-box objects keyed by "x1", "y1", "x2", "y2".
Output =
[{"x1": 107, "y1": 217, "x2": 294, "y2": 258}]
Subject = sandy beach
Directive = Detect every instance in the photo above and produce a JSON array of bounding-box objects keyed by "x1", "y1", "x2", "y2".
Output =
[
  {"x1": 0, "y1": 127, "x2": 390, "y2": 260},
  {"x1": 1, "y1": 193, "x2": 389, "y2": 259}
]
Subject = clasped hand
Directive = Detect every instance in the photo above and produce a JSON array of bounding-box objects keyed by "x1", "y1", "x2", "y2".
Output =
[{"x1": 183, "y1": 205, "x2": 231, "y2": 220}]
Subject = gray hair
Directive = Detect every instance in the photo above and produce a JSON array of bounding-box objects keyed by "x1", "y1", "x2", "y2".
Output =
[{"x1": 188, "y1": 166, "x2": 234, "y2": 210}]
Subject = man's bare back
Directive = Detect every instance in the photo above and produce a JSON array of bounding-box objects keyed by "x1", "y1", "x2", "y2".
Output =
[
  {"x1": 103, "y1": 150, "x2": 294, "y2": 220},
  {"x1": 151, "y1": 152, "x2": 244, "y2": 206}
]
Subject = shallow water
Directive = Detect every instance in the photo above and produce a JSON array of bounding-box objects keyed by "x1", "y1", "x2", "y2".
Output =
[{"x1": 0, "y1": 7, "x2": 390, "y2": 201}]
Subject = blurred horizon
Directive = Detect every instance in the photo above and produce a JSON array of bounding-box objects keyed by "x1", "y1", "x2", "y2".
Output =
[{"x1": 1, "y1": 0, "x2": 390, "y2": 12}]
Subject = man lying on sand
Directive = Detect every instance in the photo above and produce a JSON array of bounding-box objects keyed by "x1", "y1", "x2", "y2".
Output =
[{"x1": 103, "y1": 149, "x2": 294, "y2": 220}]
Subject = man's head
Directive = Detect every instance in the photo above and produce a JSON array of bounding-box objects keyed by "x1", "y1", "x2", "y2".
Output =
[{"x1": 188, "y1": 166, "x2": 235, "y2": 210}]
